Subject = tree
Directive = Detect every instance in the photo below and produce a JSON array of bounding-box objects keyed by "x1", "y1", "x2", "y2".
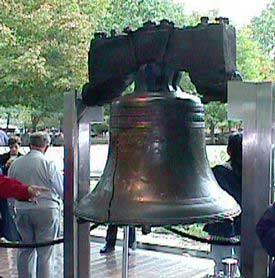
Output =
[
  {"x1": 251, "y1": 0, "x2": 275, "y2": 58},
  {"x1": 98, "y1": 0, "x2": 188, "y2": 33},
  {"x1": 204, "y1": 102, "x2": 227, "y2": 144},
  {"x1": 1, "y1": 0, "x2": 273, "y2": 131},
  {"x1": 0, "y1": 106, "x2": 21, "y2": 129},
  {"x1": 93, "y1": 0, "x2": 191, "y2": 124},
  {"x1": 237, "y1": 27, "x2": 274, "y2": 82},
  {"x1": 204, "y1": 24, "x2": 274, "y2": 140},
  {"x1": 0, "y1": 0, "x2": 109, "y2": 129}
]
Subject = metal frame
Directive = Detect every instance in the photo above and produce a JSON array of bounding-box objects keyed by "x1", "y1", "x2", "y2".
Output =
[
  {"x1": 228, "y1": 81, "x2": 274, "y2": 278},
  {"x1": 64, "y1": 92, "x2": 103, "y2": 278},
  {"x1": 63, "y1": 82, "x2": 275, "y2": 278},
  {"x1": 122, "y1": 227, "x2": 130, "y2": 278}
]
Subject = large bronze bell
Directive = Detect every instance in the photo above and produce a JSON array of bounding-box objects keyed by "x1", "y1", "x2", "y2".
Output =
[{"x1": 76, "y1": 65, "x2": 241, "y2": 226}]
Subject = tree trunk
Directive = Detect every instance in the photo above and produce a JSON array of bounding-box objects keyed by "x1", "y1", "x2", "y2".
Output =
[
  {"x1": 228, "y1": 120, "x2": 232, "y2": 133},
  {"x1": 6, "y1": 113, "x2": 10, "y2": 131},
  {"x1": 31, "y1": 115, "x2": 41, "y2": 131},
  {"x1": 210, "y1": 121, "x2": 215, "y2": 144}
]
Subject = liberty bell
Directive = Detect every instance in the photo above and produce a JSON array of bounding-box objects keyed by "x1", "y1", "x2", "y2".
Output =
[{"x1": 75, "y1": 19, "x2": 241, "y2": 226}]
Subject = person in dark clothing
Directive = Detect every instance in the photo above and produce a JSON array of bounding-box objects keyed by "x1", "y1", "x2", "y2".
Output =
[
  {"x1": 0, "y1": 136, "x2": 22, "y2": 175},
  {"x1": 256, "y1": 203, "x2": 275, "y2": 278},
  {"x1": 0, "y1": 136, "x2": 23, "y2": 240},
  {"x1": 204, "y1": 133, "x2": 242, "y2": 273},
  {"x1": 100, "y1": 224, "x2": 136, "y2": 254}
]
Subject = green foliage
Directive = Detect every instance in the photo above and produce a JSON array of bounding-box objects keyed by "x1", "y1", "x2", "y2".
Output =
[
  {"x1": 204, "y1": 3, "x2": 275, "y2": 135},
  {"x1": 0, "y1": 106, "x2": 20, "y2": 129},
  {"x1": 182, "y1": 224, "x2": 208, "y2": 238},
  {"x1": 251, "y1": 0, "x2": 275, "y2": 57},
  {"x1": 179, "y1": 72, "x2": 197, "y2": 94},
  {"x1": 0, "y1": 0, "x2": 274, "y2": 131},
  {"x1": 237, "y1": 27, "x2": 274, "y2": 81},
  {"x1": 153, "y1": 224, "x2": 208, "y2": 238},
  {"x1": 92, "y1": 122, "x2": 109, "y2": 134},
  {"x1": 0, "y1": 0, "x2": 109, "y2": 129},
  {"x1": 204, "y1": 102, "x2": 228, "y2": 142},
  {"x1": 205, "y1": 102, "x2": 227, "y2": 127},
  {"x1": 98, "y1": 0, "x2": 188, "y2": 33}
]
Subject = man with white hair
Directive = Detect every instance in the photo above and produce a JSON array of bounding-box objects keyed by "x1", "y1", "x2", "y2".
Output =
[{"x1": 8, "y1": 132, "x2": 63, "y2": 278}]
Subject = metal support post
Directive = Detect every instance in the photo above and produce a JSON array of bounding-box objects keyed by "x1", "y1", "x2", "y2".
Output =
[
  {"x1": 64, "y1": 92, "x2": 103, "y2": 278},
  {"x1": 77, "y1": 105, "x2": 91, "y2": 278},
  {"x1": 64, "y1": 92, "x2": 78, "y2": 278},
  {"x1": 122, "y1": 226, "x2": 129, "y2": 278},
  {"x1": 228, "y1": 81, "x2": 274, "y2": 278}
]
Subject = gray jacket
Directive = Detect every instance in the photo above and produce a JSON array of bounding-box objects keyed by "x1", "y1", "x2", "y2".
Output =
[{"x1": 8, "y1": 150, "x2": 63, "y2": 209}]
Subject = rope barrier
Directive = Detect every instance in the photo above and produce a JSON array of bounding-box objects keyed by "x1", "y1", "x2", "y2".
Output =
[
  {"x1": 0, "y1": 223, "x2": 240, "y2": 248},
  {"x1": 0, "y1": 223, "x2": 100, "y2": 249},
  {"x1": 0, "y1": 237, "x2": 64, "y2": 249},
  {"x1": 165, "y1": 226, "x2": 241, "y2": 246}
]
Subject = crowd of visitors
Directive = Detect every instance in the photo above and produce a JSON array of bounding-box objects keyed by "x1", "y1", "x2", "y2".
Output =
[
  {"x1": 0, "y1": 128, "x2": 64, "y2": 147},
  {"x1": 0, "y1": 131, "x2": 63, "y2": 278},
  {"x1": 0, "y1": 128, "x2": 274, "y2": 277}
]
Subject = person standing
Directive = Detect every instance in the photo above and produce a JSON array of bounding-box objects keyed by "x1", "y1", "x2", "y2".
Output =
[
  {"x1": 0, "y1": 129, "x2": 8, "y2": 146},
  {"x1": 100, "y1": 224, "x2": 136, "y2": 254},
  {"x1": 8, "y1": 132, "x2": 63, "y2": 278},
  {"x1": 204, "y1": 133, "x2": 242, "y2": 274},
  {"x1": 0, "y1": 136, "x2": 23, "y2": 241},
  {"x1": 0, "y1": 136, "x2": 22, "y2": 175}
]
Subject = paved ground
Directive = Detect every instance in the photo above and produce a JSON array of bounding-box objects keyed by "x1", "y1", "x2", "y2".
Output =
[{"x1": 0, "y1": 242, "x2": 214, "y2": 278}]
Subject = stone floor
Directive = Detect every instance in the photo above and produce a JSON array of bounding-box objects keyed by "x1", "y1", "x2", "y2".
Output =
[{"x1": 0, "y1": 242, "x2": 214, "y2": 278}]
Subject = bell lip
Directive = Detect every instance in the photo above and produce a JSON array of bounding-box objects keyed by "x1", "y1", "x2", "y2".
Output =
[
  {"x1": 74, "y1": 205, "x2": 241, "y2": 226},
  {"x1": 74, "y1": 208, "x2": 108, "y2": 224}
]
